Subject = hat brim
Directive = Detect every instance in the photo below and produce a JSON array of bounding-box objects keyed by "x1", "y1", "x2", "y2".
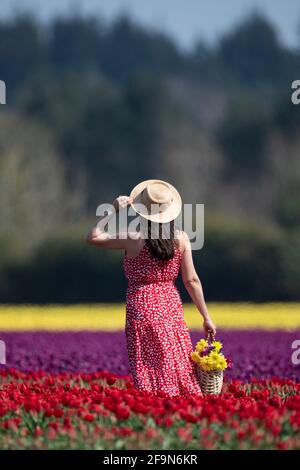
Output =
[{"x1": 130, "y1": 179, "x2": 182, "y2": 223}]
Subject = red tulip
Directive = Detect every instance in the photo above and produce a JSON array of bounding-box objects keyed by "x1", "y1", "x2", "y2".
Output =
[
  {"x1": 83, "y1": 413, "x2": 95, "y2": 422},
  {"x1": 115, "y1": 405, "x2": 130, "y2": 420}
]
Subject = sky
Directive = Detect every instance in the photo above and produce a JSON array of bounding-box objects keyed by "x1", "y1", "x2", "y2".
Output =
[{"x1": 1, "y1": 0, "x2": 300, "y2": 51}]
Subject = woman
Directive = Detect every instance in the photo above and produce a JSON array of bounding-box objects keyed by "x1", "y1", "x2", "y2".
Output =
[{"x1": 86, "y1": 179, "x2": 216, "y2": 397}]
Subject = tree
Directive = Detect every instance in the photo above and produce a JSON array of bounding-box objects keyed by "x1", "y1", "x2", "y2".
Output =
[
  {"x1": 49, "y1": 15, "x2": 104, "y2": 73},
  {"x1": 218, "y1": 13, "x2": 298, "y2": 88},
  {"x1": 0, "y1": 112, "x2": 82, "y2": 249},
  {"x1": 102, "y1": 15, "x2": 184, "y2": 81},
  {"x1": 0, "y1": 14, "x2": 45, "y2": 95},
  {"x1": 216, "y1": 97, "x2": 271, "y2": 179}
]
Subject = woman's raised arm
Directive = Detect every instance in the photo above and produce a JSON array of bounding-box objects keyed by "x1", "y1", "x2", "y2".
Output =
[{"x1": 86, "y1": 196, "x2": 133, "y2": 250}]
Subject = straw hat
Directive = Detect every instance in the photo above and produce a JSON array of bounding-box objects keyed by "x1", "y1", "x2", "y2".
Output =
[{"x1": 130, "y1": 179, "x2": 182, "y2": 223}]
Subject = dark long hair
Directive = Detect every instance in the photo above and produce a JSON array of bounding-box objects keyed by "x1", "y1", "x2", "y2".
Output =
[{"x1": 145, "y1": 219, "x2": 178, "y2": 261}]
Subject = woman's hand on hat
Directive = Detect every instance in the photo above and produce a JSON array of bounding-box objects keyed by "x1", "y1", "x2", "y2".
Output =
[{"x1": 113, "y1": 196, "x2": 133, "y2": 212}]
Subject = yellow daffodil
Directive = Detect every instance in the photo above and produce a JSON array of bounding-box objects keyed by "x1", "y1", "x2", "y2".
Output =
[
  {"x1": 209, "y1": 351, "x2": 220, "y2": 360},
  {"x1": 212, "y1": 341, "x2": 222, "y2": 352},
  {"x1": 192, "y1": 337, "x2": 229, "y2": 372},
  {"x1": 191, "y1": 351, "x2": 200, "y2": 363},
  {"x1": 195, "y1": 339, "x2": 208, "y2": 353}
]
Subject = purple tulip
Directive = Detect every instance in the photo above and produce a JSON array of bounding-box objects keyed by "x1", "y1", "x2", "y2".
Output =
[
  {"x1": 0, "y1": 329, "x2": 299, "y2": 382},
  {"x1": 200, "y1": 344, "x2": 214, "y2": 356}
]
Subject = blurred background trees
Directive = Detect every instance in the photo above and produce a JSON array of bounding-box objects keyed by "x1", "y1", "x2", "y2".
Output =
[{"x1": 0, "y1": 11, "x2": 299, "y2": 302}]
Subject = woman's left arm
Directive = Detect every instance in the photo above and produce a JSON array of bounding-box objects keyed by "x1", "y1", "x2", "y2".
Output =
[{"x1": 86, "y1": 196, "x2": 133, "y2": 249}]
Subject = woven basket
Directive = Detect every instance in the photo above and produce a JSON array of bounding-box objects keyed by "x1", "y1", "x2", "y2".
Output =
[
  {"x1": 196, "y1": 332, "x2": 224, "y2": 395},
  {"x1": 197, "y1": 367, "x2": 223, "y2": 395}
]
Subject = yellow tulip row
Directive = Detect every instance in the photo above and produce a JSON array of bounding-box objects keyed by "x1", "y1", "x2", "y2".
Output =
[{"x1": 0, "y1": 303, "x2": 299, "y2": 331}]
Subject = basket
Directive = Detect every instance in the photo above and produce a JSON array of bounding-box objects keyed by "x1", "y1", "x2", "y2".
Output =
[
  {"x1": 197, "y1": 368, "x2": 223, "y2": 395},
  {"x1": 196, "y1": 332, "x2": 224, "y2": 395}
]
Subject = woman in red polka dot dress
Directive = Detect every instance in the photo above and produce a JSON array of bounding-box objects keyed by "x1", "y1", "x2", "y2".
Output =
[{"x1": 87, "y1": 180, "x2": 216, "y2": 398}]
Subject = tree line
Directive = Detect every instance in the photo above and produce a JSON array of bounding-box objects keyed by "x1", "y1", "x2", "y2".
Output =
[{"x1": 0, "y1": 11, "x2": 299, "y2": 301}]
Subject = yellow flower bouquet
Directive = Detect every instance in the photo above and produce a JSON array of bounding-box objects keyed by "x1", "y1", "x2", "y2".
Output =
[{"x1": 191, "y1": 338, "x2": 232, "y2": 394}]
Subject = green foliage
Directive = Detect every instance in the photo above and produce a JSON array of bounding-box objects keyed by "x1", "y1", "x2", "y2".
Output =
[
  {"x1": 0, "y1": 237, "x2": 126, "y2": 303},
  {"x1": 0, "y1": 112, "x2": 77, "y2": 241},
  {"x1": 0, "y1": 221, "x2": 299, "y2": 303},
  {"x1": 0, "y1": 14, "x2": 45, "y2": 94},
  {"x1": 191, "y1": 219, "x2": 287, "y2": 301},
  {"x1": 216, "y1": 97, "x2": 272, "y2": 178},
  {"x1": 100, "y1": 15, "x2": 185, "y2": 81},
  {"x1": 0, "y1": 12, "x2": 299, "y2": 302},
  {"x1": 275, "y1": 179, "x2": 300, "y2": 229},
  {"x1": 218, "y1": 13, "x2": 298, "y2": 88},
  {"x1": 48, "y1": 16, "x2": 104, "y2": 73},
  {"x1": 17, "y1": 69, "x2": 177, "y2": 207},
  {"x1": 273, "y1": 95, "x2": 300, "y2": 136}
]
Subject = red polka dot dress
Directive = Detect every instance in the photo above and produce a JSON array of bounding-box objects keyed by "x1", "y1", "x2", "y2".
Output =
[{"x1": 123, "y1": 242, "x2": 203, "y2": 398}]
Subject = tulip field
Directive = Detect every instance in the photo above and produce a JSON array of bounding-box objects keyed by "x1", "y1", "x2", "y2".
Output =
[{"x1": 0, "y1": 303, "x2": 299, "y2": 450}]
